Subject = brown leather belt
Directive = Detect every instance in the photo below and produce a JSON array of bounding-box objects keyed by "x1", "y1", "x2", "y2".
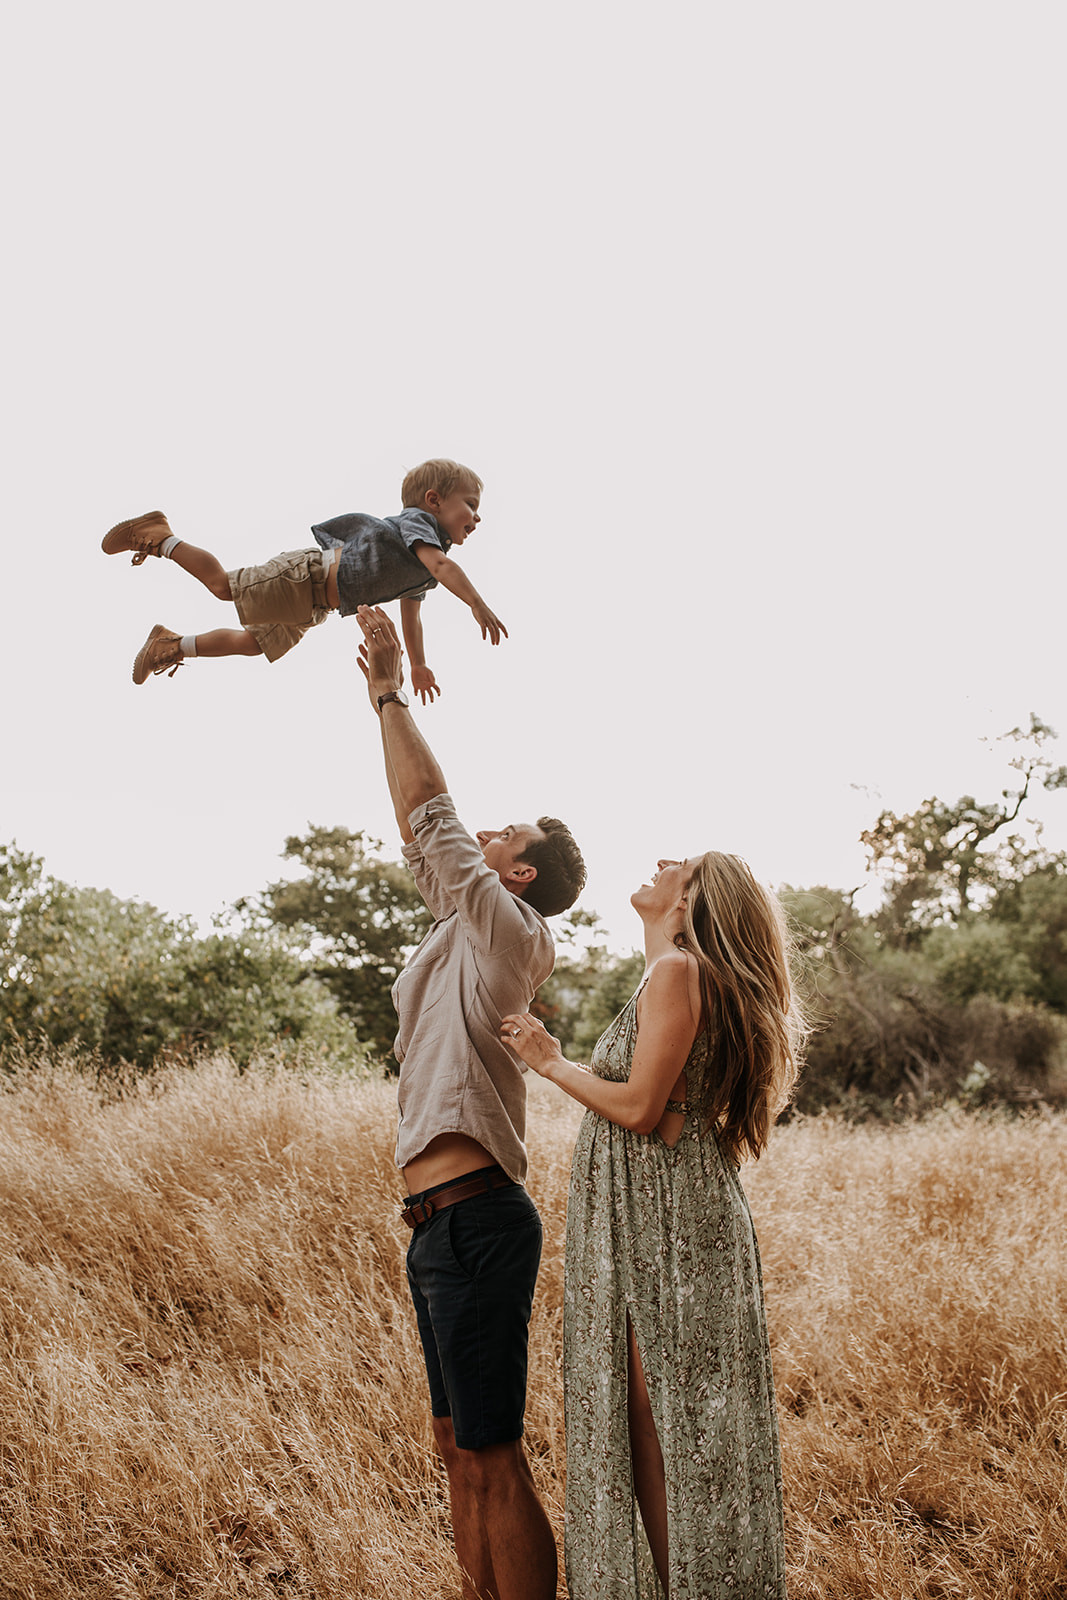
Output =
[{"x1": 400, "y1": 1167, "x2": 516, "y2": 1229}]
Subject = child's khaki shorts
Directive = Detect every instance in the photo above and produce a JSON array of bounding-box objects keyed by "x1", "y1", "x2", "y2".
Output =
[{"x1": 227, "y1": 547, "x2": 335, "y2": 663}]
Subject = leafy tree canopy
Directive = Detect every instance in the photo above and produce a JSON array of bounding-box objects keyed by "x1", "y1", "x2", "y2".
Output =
[
  {"x1": 0, "y1": 843, "x2": 365, "y2": 1072},
  {"x1": 238, "y1": 825, "x2": 432, "y2": 1061},
  {"x1": 860, "y1": 714, "x2": 1067, "y2": 939}
]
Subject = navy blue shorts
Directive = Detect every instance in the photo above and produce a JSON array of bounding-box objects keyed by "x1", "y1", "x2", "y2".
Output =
[{"x1": 404, "y1": 1168, "x2": 543, "y2": 1450}]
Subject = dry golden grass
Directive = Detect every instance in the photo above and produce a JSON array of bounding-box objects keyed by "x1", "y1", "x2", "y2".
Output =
[{"x1": 0, "y1": 1053, "x2": 1064, "y2": 1599}]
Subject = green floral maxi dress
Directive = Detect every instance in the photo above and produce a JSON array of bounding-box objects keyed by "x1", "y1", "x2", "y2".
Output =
[{"x1": 562, "y1": 988, "x2": 788, "y2": 1599}]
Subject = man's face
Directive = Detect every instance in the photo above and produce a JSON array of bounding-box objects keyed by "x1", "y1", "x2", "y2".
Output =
[{"x1": 477, "y1": 823, "x2": 543, "y2": 889}]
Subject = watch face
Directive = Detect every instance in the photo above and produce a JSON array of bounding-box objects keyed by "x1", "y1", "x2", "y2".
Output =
[{"x1": 380, "y1": 690, "x2": 409, "y2": 709}]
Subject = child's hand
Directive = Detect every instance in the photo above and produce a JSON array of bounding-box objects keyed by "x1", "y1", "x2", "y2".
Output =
[
  {"x1": 411, "y1": 664, "x2": 441, "y2": 705},
  {"x1": 472, "y1": 602, "x2": 508, "y2": 645}
]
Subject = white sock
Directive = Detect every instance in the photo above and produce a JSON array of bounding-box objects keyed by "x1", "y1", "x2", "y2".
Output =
[
  {"x1": 160, "y1": 535, "x2": 183, "y2": 559},
  {"x1": 180, "y1": 634, "x2": 197, "y2": 657}
]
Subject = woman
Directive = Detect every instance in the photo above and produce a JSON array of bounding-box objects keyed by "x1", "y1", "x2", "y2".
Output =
[{"x1": 502, "y1": 853, "x2": 806, "y2": 1599}]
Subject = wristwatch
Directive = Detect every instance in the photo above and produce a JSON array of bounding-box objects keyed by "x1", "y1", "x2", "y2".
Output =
[{"x1": 377, "y1": 689, "x2": 410, "y2": 713}]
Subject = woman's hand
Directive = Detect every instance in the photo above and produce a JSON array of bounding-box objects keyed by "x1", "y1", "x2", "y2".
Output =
[{"x1": 500, "y1": 1013, "x2": 563, "y2": 1078}]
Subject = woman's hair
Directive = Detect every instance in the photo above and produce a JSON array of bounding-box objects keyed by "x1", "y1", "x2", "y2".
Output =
[
  {"x1": 676, "y1": 852, "x2": 808, "y2": 1165},
  {"x1": 400, "y1": 458, "x2": 483, "y2": 508}
]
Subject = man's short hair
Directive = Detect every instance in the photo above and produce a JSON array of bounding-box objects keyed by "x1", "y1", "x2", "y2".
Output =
[
  {"x1": 401, "y1": 458, "x2": 483, "y2": 508},
  {"x1": 518, "y1": 818, "x2": 587, "y2": 918}
]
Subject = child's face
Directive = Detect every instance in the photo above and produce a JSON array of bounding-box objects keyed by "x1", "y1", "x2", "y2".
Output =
[{"x1": 426, "y1": 484, "x2": 481, "y2": 547}]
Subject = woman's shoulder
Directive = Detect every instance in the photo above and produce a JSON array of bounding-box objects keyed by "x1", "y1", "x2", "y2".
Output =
[
  {"x1": 646, "y1": 947, "x2": 699, "y2": 983},
  {"x1": 639, "y1": 949, "x2": 702, "y2": 1017}
]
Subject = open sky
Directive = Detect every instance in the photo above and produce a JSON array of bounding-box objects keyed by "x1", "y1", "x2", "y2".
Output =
[{"x1": 4, "y1": 2, "x2": 1065, "y2": 953}]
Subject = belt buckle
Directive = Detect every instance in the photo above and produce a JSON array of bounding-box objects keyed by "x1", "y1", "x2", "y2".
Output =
[{"x1": 401, "y1": 1195, "x2": 435, "y2": 1229}]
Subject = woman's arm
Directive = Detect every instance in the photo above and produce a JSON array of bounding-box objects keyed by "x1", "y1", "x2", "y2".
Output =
[{"x1": 502, "y1": 952, "x2": 701, "y2": 1133}]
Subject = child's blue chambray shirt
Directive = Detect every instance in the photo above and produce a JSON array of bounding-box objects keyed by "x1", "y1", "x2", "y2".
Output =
[{"x1": 310, "y1": 508, "x2": 451, "y2": 617}]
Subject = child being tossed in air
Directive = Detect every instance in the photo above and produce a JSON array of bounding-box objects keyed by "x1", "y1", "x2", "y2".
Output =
[{"x1": 101, "y1": 457, "x2": 503, "y2": 702}]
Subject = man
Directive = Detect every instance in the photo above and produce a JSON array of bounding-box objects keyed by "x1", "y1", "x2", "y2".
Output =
[{"x1": 356, "y1": 604, "x2": 586, "y2": 1600}]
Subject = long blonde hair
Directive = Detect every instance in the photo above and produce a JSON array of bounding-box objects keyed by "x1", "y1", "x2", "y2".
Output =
[{"x1": 676, "y1": 852, "x2": 807, "y2": 1165}]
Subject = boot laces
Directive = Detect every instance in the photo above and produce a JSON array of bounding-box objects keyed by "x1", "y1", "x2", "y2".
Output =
[
  {"x1": 151, "y1": 643, "x2": 184, "y2": 678},
  {"x1": 130, "y1": 533, "x2": 163, "y2": 566},
  {"x1": 129, "y1": 527, "x2": 166, "y2": 565}
]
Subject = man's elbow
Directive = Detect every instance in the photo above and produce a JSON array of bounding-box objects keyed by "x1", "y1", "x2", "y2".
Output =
[{"x1": 403, "y1": 781, "x2": 445, "y2": 816}]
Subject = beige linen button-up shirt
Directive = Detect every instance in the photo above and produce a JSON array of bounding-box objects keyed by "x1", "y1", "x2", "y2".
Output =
[{"x1": 392, "y1": 794, "x2": 555, "y2": 1185}]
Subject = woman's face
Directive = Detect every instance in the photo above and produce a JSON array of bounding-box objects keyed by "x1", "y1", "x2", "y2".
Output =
[{"x1": 631, "y1": 856, "x2": 701, "y2": 919}]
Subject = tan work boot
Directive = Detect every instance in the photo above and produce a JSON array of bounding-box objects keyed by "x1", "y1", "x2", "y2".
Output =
[
  {"x1": 133, "y1": 624, "x2": 184, "y2": 684},
  {"x1": 102, "y1": 511, "x2": 173, "y2": 565}
]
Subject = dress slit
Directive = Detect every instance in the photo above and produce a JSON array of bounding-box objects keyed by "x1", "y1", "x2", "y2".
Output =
[{"x1": 563, "y1": 987, "x2": 788, "y2": 1598}]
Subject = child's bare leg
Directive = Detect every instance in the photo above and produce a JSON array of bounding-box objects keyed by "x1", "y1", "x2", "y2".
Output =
[
  {"x1": 103, "y1": 516, "x2": 232, "y2": 601},
  {"x1": 189, "y1": 629, "x2": 263, "y2": 658},
  {"x1": 132, "y1": 625, "x2": 261, "y2": 683},
  {"x1": 166, "y1": 543, "x2": 234, "y2": 602}
]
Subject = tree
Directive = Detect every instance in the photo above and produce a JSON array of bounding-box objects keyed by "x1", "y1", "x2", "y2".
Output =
[
  {"x1": 780, "y1": 879, "x2": 1065, "y2": 1116},
  {"x1": 0, "y1": 843, "x2": 367, "y2": 1071},
  {"x1": 987, "y1": 863, "x2": 1067, "y2": 1013},
  {"x1": 922, "y1": 919, "x2": 1041, "y2": 1007},
  {"x1": 2, "y1": 843, "x2": 182, "y2": 1060},
  {"x1": 163, "y1": 925, "x2": 365, "y2": 1068},
  {"x1": 860, "y1": 715, "x2": 1067, "y2": 940},
  {"x1": 241, "y1": 825, "x2": 432, "y2": 1060}
]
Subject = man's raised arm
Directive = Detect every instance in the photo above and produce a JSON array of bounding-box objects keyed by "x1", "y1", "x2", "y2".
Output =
[{"x1": 356, "y1": 605, "x2": 448, "y2": 846}]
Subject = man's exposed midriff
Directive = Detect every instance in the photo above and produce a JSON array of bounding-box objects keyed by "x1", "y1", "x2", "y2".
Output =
[{"x1": 402, "y1": 1130, "x2": 498, "y2": 1195}]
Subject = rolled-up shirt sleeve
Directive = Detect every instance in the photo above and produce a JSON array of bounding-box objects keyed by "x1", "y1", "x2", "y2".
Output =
[
  {"x1": 397, "y1": 508, "x2": 448, "y2": 557},
  {"x1": 392, "y1": 793, "x2": 555, "y2": 1182},
  {"x1": 403, "y1": 795, "x2": 540, "y2": 958},
  {"x1": 402, "y1": 801, "x2": 455, "y2": 923}
]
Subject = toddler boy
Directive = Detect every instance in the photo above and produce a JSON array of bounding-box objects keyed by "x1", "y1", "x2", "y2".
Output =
[{"x1": 101, "y1": 458, "x2": 504, "y2": 701}]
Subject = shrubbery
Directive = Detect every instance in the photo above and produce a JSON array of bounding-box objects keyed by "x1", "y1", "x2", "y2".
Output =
[
  {"x1": 4, "y1": 716, "x2": 1066, "y2": 1111},
  {"x1": 0, "y1": 844, "x2": 371, "y2": 1073}
]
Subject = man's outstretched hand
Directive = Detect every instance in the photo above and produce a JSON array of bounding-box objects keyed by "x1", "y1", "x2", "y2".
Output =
[{"x1": 356, "y1": 605, "x2": 405, "y2": 711}]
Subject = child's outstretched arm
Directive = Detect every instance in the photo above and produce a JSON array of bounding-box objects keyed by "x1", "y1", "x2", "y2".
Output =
[
  {"x1": 399, "y1": 597, "x2": 440, "y2": 704},
  {"x1": 412, "y1": 544, "x2": 508, "y2": 645}
]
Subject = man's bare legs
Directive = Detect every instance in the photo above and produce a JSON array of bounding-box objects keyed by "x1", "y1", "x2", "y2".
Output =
[
  {"x1": 627, "y1": 1315, "x2": 670, "y2": 1592},
  {"x1": 431, "y1": 1418, "x2": 557, "y2": 1600}
]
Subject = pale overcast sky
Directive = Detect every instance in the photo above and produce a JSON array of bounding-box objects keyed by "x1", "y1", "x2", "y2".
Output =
[{"x1": 3, "y1": 2, "x2": 1065, "y2": 951}]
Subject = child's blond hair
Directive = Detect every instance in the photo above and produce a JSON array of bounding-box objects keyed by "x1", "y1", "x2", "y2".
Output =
[{"x1": 401, "y1": 458, "x2": 483, "y2": 509}]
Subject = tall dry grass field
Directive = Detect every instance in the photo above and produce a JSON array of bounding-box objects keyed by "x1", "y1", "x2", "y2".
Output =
[{"x1": 0, "y1": 1053, "x2": 1063, "y2": 1599}]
